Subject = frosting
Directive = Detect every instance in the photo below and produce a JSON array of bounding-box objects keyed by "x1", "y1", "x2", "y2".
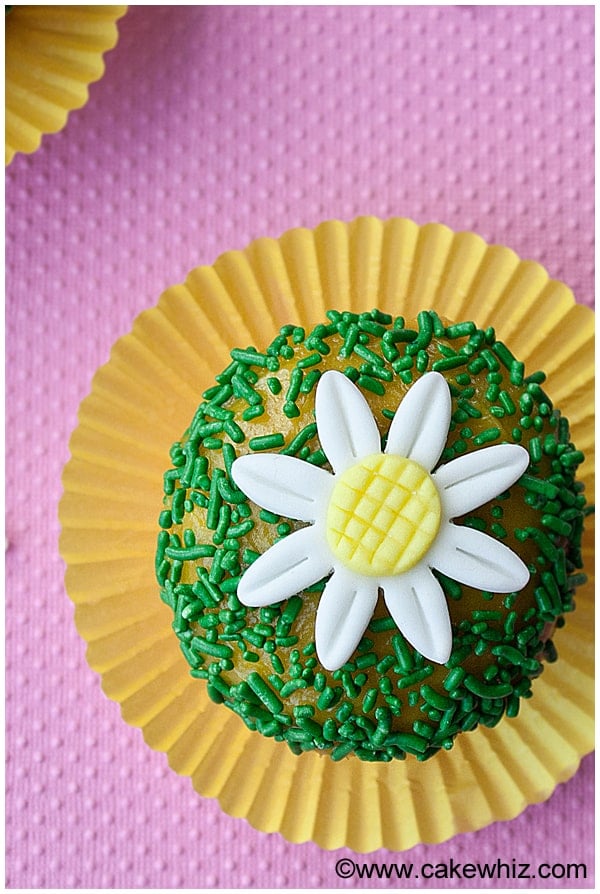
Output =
[
  {"x1": 156, "y1": 310, "x2": 588, "y2": 762},
  {"x1": 232, "y1": 371, "x2": 530, "y2": 670}
]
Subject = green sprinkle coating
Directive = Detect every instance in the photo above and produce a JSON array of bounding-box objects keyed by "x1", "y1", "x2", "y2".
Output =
[{"x1": 157, "y1": 310, "x2": 588, "y2": 762}]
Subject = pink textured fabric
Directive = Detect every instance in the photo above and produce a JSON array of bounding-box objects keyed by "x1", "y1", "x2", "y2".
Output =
[{"x1": 6, "y1": 6, "x2": 594, "y2": 889}]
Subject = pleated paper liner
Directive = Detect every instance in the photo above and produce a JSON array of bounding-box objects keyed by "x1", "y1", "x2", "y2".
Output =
[
  {"x1": 5, "y1": 5, "x2": 127, "y2": 165},
  {"x1": 59, "y1": 217, "x2": 594, "y2": 852}
]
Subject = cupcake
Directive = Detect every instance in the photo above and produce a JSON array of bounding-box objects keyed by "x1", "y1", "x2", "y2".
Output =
[
  {"x1": 156, "y1": 309, "x2": 588, "y2": 762},
  {"x1": 61, "y1": 217, "x2": 593, "y2": 848}
]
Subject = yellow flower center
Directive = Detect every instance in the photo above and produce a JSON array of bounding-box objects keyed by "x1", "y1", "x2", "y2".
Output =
[{"x1": 325, "y1": 453, "x2": 441, "y2": 577}]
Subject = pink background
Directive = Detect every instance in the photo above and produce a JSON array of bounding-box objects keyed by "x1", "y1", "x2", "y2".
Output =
[{"x1": 6, "y1": 5, "x2": 594, "y2": 889}]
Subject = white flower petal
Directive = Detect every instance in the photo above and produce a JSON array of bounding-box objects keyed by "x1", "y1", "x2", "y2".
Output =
[
  {"x1": 382, "y1": 564, "x2": 452, "y2": 664},
  {"x1": 315, "y1": 370, "x2": 381, "y2": 474},
  {"x1": 434, "y1": 444, "x2": 530, "y2": 519},
  {"x1": 385, "y1": 371, "x2": 451, "y2": 472},
  {"x1": 315, "y1": 567, "x2": 379, "y2": 671},
  {"x1": 231, "y1": 453, "x2": 333, "y2": 522},
  {"x1": 237, "y1": 525, "x2": 332, "y2": 607},
  {"x1": 429, "y1": 523, "x2": 530, "y2": 593}
]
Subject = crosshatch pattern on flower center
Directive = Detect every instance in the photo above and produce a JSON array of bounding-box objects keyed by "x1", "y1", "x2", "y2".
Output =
[{"x1": 326, "y1": 453, "x2": 442, "y2": 576}]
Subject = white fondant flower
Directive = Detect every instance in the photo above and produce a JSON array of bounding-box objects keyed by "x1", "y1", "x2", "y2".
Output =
[{"x1": 231, "y1": 371, "x2": 530, "y2": 671}]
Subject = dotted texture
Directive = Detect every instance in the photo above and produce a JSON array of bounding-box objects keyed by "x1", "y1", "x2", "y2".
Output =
[{"x1": 5, "y1": 6, "x2": 594, "y2": 889}]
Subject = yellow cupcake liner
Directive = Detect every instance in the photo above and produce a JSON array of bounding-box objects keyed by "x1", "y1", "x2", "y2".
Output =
[
  {"x1": 59, "y1": 217, "x2": 594, "y2": 852},
  {"x1": 5, "y1": 5, "x2": 127, "y2": 165}
]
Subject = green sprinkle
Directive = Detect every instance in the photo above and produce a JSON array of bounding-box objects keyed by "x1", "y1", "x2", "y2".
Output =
[
  {"x1": 296, "y1": 716, "x2": 324, "y2": 740},
  {"x1": 445, "y1": 321, "x2": 477, "y2": 339},
  {"x1": 171, "y1": 487, "x2": 186, "y2": 525},
  {"x1": 358, "y1": 316, "x2": 387, "y2": 337},
  {"x1": 384, "y1": 694, "x2": 402, "y2": 714},
  {"x1": 164, "y1": 544, "x2": 216, "y2": 561},
  {"x1": 190, "y1": 455, "x2": 209, "y2": 488},
  {"x1": 457, "y1": 398, "x2": 482, "y2": 419},
  {"x1": 357, "y1": 374, "x2": 385, "y2": 395},
  {"x1": 416, "y1": 350, "x2": 429, "y2": 373},
  {"x1": 283, "y1": 401, "x2": 300, "y2": 418},
  {"x1": 446, "y1": 645, "x2": 471, "y2": 667},
  {"x1": 463, "y1": 675, "x2": 512, "y2": 699},
  {"x1": 480, "y1": 348, "x2": 500, "y2": 371},
  {"x1": 336, "y1": 702, "x2": 353, "y2": 723},
  {"x1": 295, "y1": 352, "x2": 320, "y2": 369},
  {"x1": 526, "y1": 526, "x2": 559, "y2": 561},
  {"x1": 231, "y1": 373, "x2": 262, "y2": 406},
  {"x1": 397, "y1": 666, "x2": 434, "y2": 688},
  {"x1": 381, "y1": 340, "x2": 399, "y2": 362},
  {"x1": 392, "y1": 355, "x2": 414, "y2": 372},
  {"x1": 208, "y1": 547, "x2": 227, "y2": 583},
  {"x1": 241, "y1": 405, "x2": 264, "y2": 422},
  {"x1": 267, "y1": 377, "x2": 282, "y2": 394},
  {"x1": 202, "y1": 436, "x2": 223, "y2": 450},
  {"x1": 414, "y1": 311, "x2": 434, "y2": 349},
  {"x1": 467, "y1": 356, "x2": 486, "y2": 374},
  {"x1": 362, "y1": 688, "x2": 378, "y2": 714},
  {"x1": 280, "y1": 595, "x2": 303, "y2": 625},
  {"x1": 378, "y1": 676, "x2": 393, "y2": 695},
  {"x1": 560, "y1": 449, "x2": 585, "y2": 468},
  {"x1": 317, "y1": 687, "x2": 336, "y2": 711},
  {"x1": 230, "y1": 348, "x2": 278, "y2": 370},
  {"x1": 197, "y1": 420, "x2": 224, "y2": 438},
  {"x1": 191, "y1": 637, "x2": 234, "y2": 660},
  {"x1": 206, "y1": 469, "x2": 224, "y2": 529},
  {"x1": 227, "y1": 519, "x2": 255, "y2": 538},
  {"x1": 213, "y1": 503, "x2": 231, "y2": 545},
  {"x1": 286, "y1": 368, "x2": 304, "y2": 404},
  {"x1": 353, "y1": 342, "x2": 385, "y2": 367},
  {"x1": 158, "y1": 509, "x2": 173, "y2": 529},
  {"x1": 473, "y1": 427, "x2": 501, "y2": 446},
  {"x1": 339, "y1": 323, "x2": 359, "y2": 358},
  {"x1": 300, "y1": 369, "x2": 321, "y2": 394},
  {"x1": 498, "y1": 391, "x2": 516, "y2": 414},
  {"x1": 492, "y1": 341, "x2": 517, "y2": 370},
  {"x1": 392, "y1": 634, "x2": 414, "y2": 672},
  {"x1": 442, "y1": 666, "x2": 466, "y2": 692},
  {"x1": 203, "y1": 381, "x2": 232, "y2": 401},
  {"x1": 420, "y1": 685, "x2": 453, "y2": 711},
  {"x1": 369, "y1": 616, "x2": 397, "y2": 633},
  {"x1": 432, "y1": 354, "x2": 468, "y2": 372},
  {"x1": 510, "y1": 362, "x2": 525, "y2": 386},
  {"x1": 520, "y1": 475, "x2": 559, "y2": 499},
  {"x1": 249, "y1": 433, "x2": 285, "y2": 451},
  {"x1": 331, "y1": 741, "x2": 356, "y2": 761},
  {"x1": 385, "y1": 327, "x2": 417, "y2": 345},
  {"x1": 247, "y1": 672, "x2": 284, "y2": 714},
  {"x1": 341, "y1": 671, "x2": 359, "y2": 699},
  {"x1": 385, "y1": 732, "x2": 429, "y2": 755},
  {"x1": 413, "y1": 720, "x2": 435, "y2": 739},
  {"x1": 541, "y1": 514, "x2": 572, "y2": 536},
  {"x1": 528, "y1": 436, "x2": 542, "y2": 463}
]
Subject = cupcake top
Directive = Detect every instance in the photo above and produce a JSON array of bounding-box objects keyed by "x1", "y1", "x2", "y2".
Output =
[{"x1": 156, "y1": 309, "x2": 587, "y2": 762}]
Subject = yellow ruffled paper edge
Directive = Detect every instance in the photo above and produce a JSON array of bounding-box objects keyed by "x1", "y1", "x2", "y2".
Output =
[
  {"x1": 5, "y1": 5, "x2": 127, "y2": 165},
  {"x1": 59, "y1": 217, "x2": 594, "y2": 852}
]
